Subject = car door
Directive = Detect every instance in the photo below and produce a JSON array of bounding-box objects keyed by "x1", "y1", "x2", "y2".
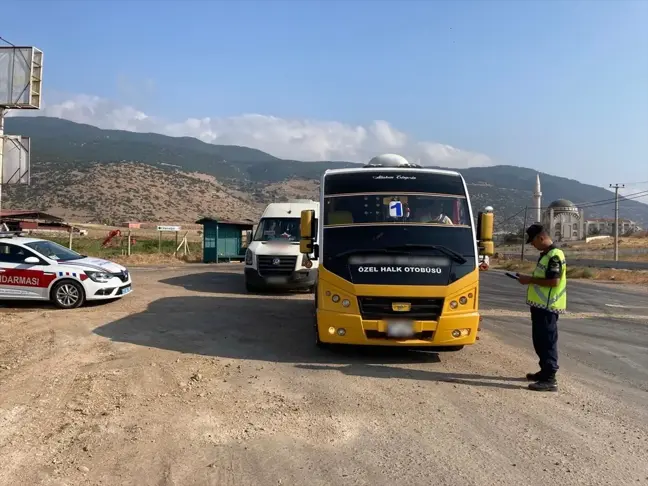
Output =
[{"x1": 0, "y1": 242, "x2": 56, "y2": 300}]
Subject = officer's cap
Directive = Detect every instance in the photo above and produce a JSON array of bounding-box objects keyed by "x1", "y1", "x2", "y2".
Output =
[{"x1": 525, "y1": 223, "x2": 546, "y2": 244}]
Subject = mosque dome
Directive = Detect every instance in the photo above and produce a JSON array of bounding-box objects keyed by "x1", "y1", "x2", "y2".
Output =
[{"x1": 548, "y1": 199, "x2": 578, "y2": 212}]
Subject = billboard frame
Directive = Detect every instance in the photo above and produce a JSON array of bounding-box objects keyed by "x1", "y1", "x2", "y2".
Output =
[
  {"x1": 1, "y1": 135, "x2": 30, "y2": 184},
  {"x1": 0, "y1": 46, "x2": 43, "y2": 110}
]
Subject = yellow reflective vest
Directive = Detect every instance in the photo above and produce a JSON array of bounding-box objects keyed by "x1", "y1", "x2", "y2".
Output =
[{"x1": 526, "y1": 247, "x2": 567, "y2": 313}]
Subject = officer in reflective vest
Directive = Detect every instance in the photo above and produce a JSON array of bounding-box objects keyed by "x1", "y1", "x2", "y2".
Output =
[{"x1": 516, "y1": 223, "x2": 566, "y2": 392}]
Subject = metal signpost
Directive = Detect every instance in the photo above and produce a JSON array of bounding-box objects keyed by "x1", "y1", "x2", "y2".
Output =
[
  {"x1": 156, "y1": 225, "x2": 182, "y2": 253},
  {"x1": 0, "y1": 42, "x2": 43, "y2": 230}
]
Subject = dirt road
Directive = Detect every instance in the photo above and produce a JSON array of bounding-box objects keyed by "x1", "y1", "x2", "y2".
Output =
[{"x1": 1, "y1": 266, "x2": 646, "y2": 486}]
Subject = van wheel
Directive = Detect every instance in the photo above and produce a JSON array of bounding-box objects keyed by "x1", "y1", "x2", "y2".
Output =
[
  {"x1": 245, "y1": 281, "x2": 259, "y2": 293},
  {"x1": 52, "y1": 280, "x2": 85, "y2": 309}
]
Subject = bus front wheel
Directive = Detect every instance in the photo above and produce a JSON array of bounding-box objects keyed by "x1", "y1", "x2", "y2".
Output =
[{"x1": 437, "y1": 345, "x2": 464, "y2": 352}]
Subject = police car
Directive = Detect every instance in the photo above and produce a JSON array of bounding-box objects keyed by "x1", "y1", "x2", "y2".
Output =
[{"x1": 0, "y1": 233, "x2": 132, "y2": 309}]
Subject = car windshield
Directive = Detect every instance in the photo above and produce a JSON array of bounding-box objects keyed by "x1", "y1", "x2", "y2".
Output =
[
  {"x1": 253, "y1": 217, "x2": 302, "y2": 242},
  {"x1": 25, "y1": 240, "x2": 84, "y2": 262}
]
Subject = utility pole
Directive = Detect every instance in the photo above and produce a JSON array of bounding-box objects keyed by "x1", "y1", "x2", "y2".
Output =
[
  {"x1": 0, "y1": 109, "x2": 5, "y2": 231},
  {"x1": 609, "y1": 183, "x2": 625, "y2": 261},
  {"x1": 520, "y1": 206, "x2": 528, "y2": 261}
]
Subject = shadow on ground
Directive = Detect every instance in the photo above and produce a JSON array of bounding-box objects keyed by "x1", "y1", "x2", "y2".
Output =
[
  {"x1": 296, "y1": 364, "x2": 526, "y2": 390},
  {"x1": 160, "y1": 271, "x2": 310, "y2": 296},
  {"x1": 93, "y1": 294, "x2": 527, "y2": 389},
  {"x1": 0, "y1": 299, "x2": 114, "y2": 313}
]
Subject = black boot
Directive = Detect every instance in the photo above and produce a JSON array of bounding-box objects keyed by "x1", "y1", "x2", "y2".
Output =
[
  {"x1": 528, "y1": 378, "x2": 558, "y2": 392},
  {"x1": 526, "y1": 372, "x2": 542, "y2": 381}
]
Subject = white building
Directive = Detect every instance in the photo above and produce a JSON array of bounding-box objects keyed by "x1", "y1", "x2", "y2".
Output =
[
  {"x1": 585, "y1": 218, "x2": 641, "y2": 236},
  {"x1": 533, "y1": 175, "x2": 586, "y2": 242}
]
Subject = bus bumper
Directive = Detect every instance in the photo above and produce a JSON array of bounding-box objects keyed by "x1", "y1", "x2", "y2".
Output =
[{"x1": 316, "y1": 309, "x2": 480, "y2": 347}]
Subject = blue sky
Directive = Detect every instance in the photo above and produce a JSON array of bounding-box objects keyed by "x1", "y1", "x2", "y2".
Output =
[{"x1": 2, "y1": 0, "x2": 647, "y2": 190}]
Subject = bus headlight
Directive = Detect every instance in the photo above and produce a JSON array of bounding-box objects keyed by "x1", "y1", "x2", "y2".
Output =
[
  {"x1": 342, "y1": 299, "x2": 350, "y2": 307},
  {"x1": 332, "y1": 294, "x2": 340, "y2": 303},
  {"x1": 447, "y1": 288, "x2": 476, "y2": 311}
]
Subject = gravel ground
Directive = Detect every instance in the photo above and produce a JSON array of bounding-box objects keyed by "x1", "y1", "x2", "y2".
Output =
[{"x1": 0, "y1": 265, "x2": 646, "y2": 486}]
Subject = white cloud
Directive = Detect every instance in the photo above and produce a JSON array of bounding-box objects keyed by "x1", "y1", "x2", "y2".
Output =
[{"x1": 9, "y1": 93, "x2": 494, "y2": 168}]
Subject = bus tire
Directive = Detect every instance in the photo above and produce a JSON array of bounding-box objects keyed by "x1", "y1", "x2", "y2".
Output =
[
  {"x1": 440, "y1": 345, "x2": 464, "y2": 352},
  {"x1": 313, "y1": 314, "x2": 329, "y2": 349}
]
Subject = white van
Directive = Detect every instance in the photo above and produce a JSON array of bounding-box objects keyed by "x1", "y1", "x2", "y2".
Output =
[{"x1": 244, "y1": 200, "x2": 319, "y2": 292}]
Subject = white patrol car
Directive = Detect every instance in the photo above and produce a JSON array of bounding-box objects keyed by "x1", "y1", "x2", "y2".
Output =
[{"x1": 0, "y1": 233, "x2": 132, "y2": 309}]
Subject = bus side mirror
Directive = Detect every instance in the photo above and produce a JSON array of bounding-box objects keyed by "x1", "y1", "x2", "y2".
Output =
[
  {"x1": 477, "y1": 207, "x2": 494, "y2": 256},
  {"x1": 300, "y1": 209, "x2": 316, "y2": 254}
]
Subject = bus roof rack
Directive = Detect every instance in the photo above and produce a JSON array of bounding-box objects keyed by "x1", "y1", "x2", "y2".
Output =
[
  {"x1": 363, "y1": 154, "x2": 422, "y2": 168},
  {"x1": 363, "y1": 162, "x2": 422, "y2": 168}
]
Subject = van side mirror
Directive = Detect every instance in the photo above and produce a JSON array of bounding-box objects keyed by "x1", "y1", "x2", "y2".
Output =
[
  {"x1": 477, "y1": 207, "x2": 494, "y2": 256},
  {"x1": 24, "y1": 256, "x2": 40, "y2": 264},
  {"x1": 300, "y1": 209, "x2": 316, "y2": 254}
]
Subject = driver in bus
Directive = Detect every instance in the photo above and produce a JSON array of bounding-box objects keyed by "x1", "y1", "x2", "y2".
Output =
[{"x1": 417, "y1": 200, "x2": 453, "y2": 225}]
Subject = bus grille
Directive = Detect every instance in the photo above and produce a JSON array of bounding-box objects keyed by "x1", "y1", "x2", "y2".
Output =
[
  {"x1": 358, "y1": 296, "x2": 445, "y2": 321},
  {"x1": 257, "y1": 255, "x2": 297, "y2": 276}
]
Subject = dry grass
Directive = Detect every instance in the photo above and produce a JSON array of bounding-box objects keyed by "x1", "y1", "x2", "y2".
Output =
[
  {"x1": 492, "y1": 259, "x2": 648, "y2": 285},
  {"x1": 565, "y1": 235, "x2": 648, "y2": 251},
  {"x1": 110, "y1": 253, "x2": 203, "y2": 266}
]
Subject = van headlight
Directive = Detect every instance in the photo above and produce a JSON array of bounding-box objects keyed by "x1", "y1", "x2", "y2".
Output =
[
  {"x1": 245, "y1": 249, "x2": 253, "y2": 265},
  {"x1": 85, "y1": 271, "x2": 113, "y2": 283}
]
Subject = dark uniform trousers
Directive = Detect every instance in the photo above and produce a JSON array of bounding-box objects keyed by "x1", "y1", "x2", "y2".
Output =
[{"x1": 530, "y1": 307, "x2": 559, "y2": 379}]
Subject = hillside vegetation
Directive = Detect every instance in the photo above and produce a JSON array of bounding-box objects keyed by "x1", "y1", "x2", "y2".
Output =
[{"x1": 4, "y1": 116, "x2": 648, "y2": 229}]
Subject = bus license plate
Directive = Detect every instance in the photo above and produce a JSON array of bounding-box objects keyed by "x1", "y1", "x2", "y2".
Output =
[{"x1": 387, "y1": 320, "x2": 414, "y2": 338}]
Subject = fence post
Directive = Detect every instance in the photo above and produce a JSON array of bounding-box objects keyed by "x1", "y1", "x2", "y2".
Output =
[
  {"x1": 68, "y1": 227, "x2": 74, "y2": 249},
  {"x1": 127, "y1": 230, "x2": 132, "y2": 256}
]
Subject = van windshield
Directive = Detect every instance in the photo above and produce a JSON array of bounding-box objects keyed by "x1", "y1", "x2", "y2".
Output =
[{"x1": 253, "y1": 217, "x2": 301, "y2": 242}]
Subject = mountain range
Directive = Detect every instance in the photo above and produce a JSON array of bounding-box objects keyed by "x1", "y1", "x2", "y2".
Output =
[{"x1": 3, "y1": 116, "x2": 647, "y2": 231}]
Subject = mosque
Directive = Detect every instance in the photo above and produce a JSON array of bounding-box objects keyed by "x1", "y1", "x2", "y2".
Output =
[{"x1": 532, "y1": 175, "x2": 586, "y2": 242}]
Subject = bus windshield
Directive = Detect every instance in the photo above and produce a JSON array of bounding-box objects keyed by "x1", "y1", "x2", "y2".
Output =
[
  {"x1": 323, "y1": 193, "x2": 471, "y2": 226},
  {"x1": 321, "y1": 193, "x2": 476, "y2": 285}
]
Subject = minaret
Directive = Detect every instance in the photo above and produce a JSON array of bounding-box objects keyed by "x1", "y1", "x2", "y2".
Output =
[{"x1": 533, "y1": 174, "x2": 542, "y2": 223}]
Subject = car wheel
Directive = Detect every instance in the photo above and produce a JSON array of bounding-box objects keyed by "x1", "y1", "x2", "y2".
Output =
[{"x1": 52, "y1": 280, "x2": 85, "y2": 309}]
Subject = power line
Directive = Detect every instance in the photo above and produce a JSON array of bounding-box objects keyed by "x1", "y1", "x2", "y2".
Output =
[
  {"x1": 614, "y1": 180, "x2": 648, "y2": 187},
  {"x1": 579, "y1": 189, "x2": 648, "y2": 209}
]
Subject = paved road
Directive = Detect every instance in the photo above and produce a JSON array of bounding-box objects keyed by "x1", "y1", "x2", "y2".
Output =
[
  {"x1": 479, "y1": 271, "x2": 648, "y2": 400},
  {"x1": 499, "y1": 253, "x2": 648, "y2": 270}
]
